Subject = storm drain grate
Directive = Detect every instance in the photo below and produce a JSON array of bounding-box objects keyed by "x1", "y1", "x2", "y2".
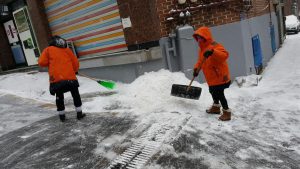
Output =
[
  {"x1": 108, "y1": 139, "x2": 161, "y2": 169},
  {"x1": 107, "y1": 115, "x2": 191, "y2": 169}
]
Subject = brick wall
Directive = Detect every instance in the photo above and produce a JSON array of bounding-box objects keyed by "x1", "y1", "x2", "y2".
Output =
[
  {"x1": 284, "y1": 0, "x2": 300, "y2": 16},
  {"x1": 0, "y1": 25, "x2": 15, "y2": 70},
  {"x1": 26, "y1": 0, "x2": 52, "y2": 52},
  {"x1": 284, "y1": 0, "x2": 293, "y2": 15},
  {"x1": 246, "y1": 0, "x2": 272, "y2": 17},
  {"x1": 117, "y1": 0, "x2": 161, "y2": 46},
  {"x1": 156, "y1": 0, "x2": 275, "y2": 37}
]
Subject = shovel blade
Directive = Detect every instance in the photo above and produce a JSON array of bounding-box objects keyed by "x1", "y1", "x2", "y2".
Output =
[
  {"x1": 97, "y1": 80, "x2": 116, "y2": 89},
  {"x1": 171, "y1": 84, "x2": 202, "y2": 100}
]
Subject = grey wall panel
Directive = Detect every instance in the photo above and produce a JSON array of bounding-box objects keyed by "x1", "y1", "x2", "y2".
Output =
[
  {"x1": 80, "y1": 65, "x2": 137, "y2": 83},
  {"x1": 176, "y1": 25, "x2": 199, "y2": 80},
  {"x1": 240, "y1": 20, "x2": 256, "y2": 75},
  {"x1": 247, "y1": 14, "x2": 273, "y2": 66},
  {"x1": 271, "y1": 13, "x2": 280, "y2": 50},
  {"x1": 159, "y1": 37, "x2": 180, "y2": 72},
  {"x1": 210, "y1": 13, "x2": 279, "y2": 77},
  {"x1": 80, "y1": 58, "x2": 165, "y2": 83},
  {"x1": 210, "y1": 22, "x2": 249, "y2": 79},
  {"x1": 135, "y1": 58, "x2": 165, "y2": 77}
]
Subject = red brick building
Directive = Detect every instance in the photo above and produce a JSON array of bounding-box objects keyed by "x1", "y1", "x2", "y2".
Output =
[
  {"x1": 284, "y1": 0, "x2": 300, "y2": 16},
  {"x1": 116, "y1": 0, "x2": 280, "y2": 44}
]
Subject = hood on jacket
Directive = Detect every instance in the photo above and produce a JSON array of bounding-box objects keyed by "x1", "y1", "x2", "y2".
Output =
[{"x1": 193, "y1": 27, "x2": 214, "y2": 46}]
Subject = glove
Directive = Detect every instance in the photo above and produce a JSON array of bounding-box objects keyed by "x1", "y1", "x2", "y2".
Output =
[
  {"x1": 193, "y1": 68, "x2": 199, "y2": 77},
  {"x1": 203, "y1": 49, "x2": 214, "y2": 58}
]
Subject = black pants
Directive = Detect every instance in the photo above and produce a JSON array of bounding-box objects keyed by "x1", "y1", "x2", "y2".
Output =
[
  {"x1": 56, "y1": 87, "x2": 82, "y2": 111},
  {"x1": 52, "y1": 80, "x2": 82, "y2": 112},
  {"x1": 209, "y1": 81, "x2": 231, "y2": 110}
]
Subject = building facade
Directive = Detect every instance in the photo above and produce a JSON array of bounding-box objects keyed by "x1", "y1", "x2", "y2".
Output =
[
  {"x1": 0, "y1": 0, "x2": 285, "y2": 83},
  {"x1": 158, "y1": 0, "x2": 284, "y2": 81},
  {"x1": 284, "y1": 0, "x2": 300, "y2": 16}
]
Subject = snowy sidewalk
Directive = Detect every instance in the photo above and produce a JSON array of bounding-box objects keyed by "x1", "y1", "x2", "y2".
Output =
[
  {"x1": 0, "y1": 34, "x2": 300, "y2": 168},
  {"x1": 0, "y1": 93, "x2": 53, "y2": 137}
]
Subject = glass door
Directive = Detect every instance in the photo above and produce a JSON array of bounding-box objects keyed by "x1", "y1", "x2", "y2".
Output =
[{"x1": 13, "y1": 7, "x2": 38, "y2": 66}]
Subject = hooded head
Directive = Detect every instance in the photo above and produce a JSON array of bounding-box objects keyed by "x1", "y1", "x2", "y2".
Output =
[
  {"x1": 49, "y1": 35, "x2": 67, "y2": 48},
  {"x1": 193, "y1": 27, "x2": 214, "y2": 48}
]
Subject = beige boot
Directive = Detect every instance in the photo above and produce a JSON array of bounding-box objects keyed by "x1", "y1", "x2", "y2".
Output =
[
  {"x1": 206, "y1": 103, "x2": 221, "y2": 114},
  {"x1": 219, "y1": 109, "x2": 231, "y2": 121}
]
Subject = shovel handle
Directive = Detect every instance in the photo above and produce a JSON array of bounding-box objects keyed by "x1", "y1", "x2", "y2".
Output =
[
  {"x1": 78, "y1": 72, "x2": 98, "y2": 81},
  {"x1": 186, "y1": 76, "x2": 195, "y2": 91},
  {"x1": 187, "y1": 57, "x2": 207, "y2": 91}
]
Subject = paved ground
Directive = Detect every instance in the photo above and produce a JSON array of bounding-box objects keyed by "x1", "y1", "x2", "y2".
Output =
[
  {"x1": 0, "y1": 94, "x2": 135, "y2": 169},
  {"x1": 0, "y1": 113, "x2": 134, "y2": 169},
  {"x1": 0, "y1": 94, "x2": 299, "y2": 169}
]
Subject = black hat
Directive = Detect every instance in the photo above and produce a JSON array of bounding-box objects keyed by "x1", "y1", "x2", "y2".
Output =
[{"x1": 49, "y1": 35, "x2": 67, "y2": 48}]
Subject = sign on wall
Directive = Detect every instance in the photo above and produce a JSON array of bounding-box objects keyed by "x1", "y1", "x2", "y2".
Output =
[
  {"x1": 4, "y1": 20, "x2": 19, "y2": 44},
  {"x1": 121, "y1": 17, "x2": 132, "y2": 29}
]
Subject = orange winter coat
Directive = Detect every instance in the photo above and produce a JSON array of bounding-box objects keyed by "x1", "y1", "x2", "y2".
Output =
[
  {"x1": 38, "y1": 46, "x2": 79, "y2": 83},
  {"x1": 193, "y1": 27, "x2": 231, "y2": 86}
]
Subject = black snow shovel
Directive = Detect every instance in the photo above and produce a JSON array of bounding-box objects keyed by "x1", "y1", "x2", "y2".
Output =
[{"x1": 171, "y1": 58, "x2": 206, "y2": 100}]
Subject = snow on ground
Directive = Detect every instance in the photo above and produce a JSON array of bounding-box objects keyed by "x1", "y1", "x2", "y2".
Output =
[
  {"x1": 0, "y1": 72, "x2": 114, "y2": 137},
  {"x1": 0, "y1": 72, "x2": 110, "y2": 103},
  {"x1": 0, "y1": 34, "x2": 300, "y2": 168}
]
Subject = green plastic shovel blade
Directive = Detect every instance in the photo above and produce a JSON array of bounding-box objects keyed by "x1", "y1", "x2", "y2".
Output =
[{"x1": 97, "y1": 80, "x2": 116, "y2": 89}]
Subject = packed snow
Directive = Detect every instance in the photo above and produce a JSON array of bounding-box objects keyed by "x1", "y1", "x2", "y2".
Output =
[{"x1": 0, "y1": 34, "x2": 300, "y2": 168}]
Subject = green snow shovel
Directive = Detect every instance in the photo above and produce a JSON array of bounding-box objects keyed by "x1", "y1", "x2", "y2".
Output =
[{"x1": 78, "y1": 73, "x2": 116, "y2": 90}]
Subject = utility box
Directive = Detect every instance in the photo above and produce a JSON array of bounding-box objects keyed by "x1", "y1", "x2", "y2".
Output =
[
  {"x1": 176, "y1": 25, "x2": 199, "y2": 79},
  {"x1": 67, "y1": 41, "x2": 77, "y2": 58},
  {"x1": 160, "y1": 35, "x2": 180, "y2": 72}
]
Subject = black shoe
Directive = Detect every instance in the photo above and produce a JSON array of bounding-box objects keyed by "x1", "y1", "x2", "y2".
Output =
[
  {"x1": 59, "y1": 114, "x2": 66, "y2": 122},
  {"x1": 77, "y1": 111, "x2": 86, "y2": 120}
]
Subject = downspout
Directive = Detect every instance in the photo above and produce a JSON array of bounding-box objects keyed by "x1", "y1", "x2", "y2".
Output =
[{"x1": 269, "y1": 0, "x2": 273, "y2": 25}]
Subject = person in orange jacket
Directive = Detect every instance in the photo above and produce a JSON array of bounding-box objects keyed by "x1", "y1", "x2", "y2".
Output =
[
  {"x1": 192, "y1": 27, "x2": 231, "y2": 121},
  {"x1": 38, "y1": 35, "x2": 85, "y2": 122}
]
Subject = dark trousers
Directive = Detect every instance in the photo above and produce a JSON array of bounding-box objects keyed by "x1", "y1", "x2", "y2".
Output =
[
  {"x1": 56, "y1": 87, "x2": 82, "y2": 111},
  {"x1": 209, "y1": 81, "x2": 231, "y2": 110}
]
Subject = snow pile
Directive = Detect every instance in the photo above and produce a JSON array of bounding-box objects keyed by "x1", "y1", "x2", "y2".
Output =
[
  {"x1": 119, "y1": 69, "x2": 203, "y2": 113},
  {"x1": 0, "y1": 72, "x2": 109, "y2": 103},
  {"x1": 235, "y1": 74, "x2": 262, "y2": 87},
  {"x1": 84, "y1": 69, "x2": 208, "y2": 116},
  {"x1": 0, "y1": 72, "x2": 51, "y2": 102},
  {"x1": 0, "y1": 69, "x2": 209, "y2": 117}
]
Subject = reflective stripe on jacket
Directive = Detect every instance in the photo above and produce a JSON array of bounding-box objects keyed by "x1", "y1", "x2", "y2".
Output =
[
  {"x1": 38, "y1": 46, "x2": 79, "y2": 83},
  {"x1": 193, "y1": 27, "x2": 231, "y2": 86}
]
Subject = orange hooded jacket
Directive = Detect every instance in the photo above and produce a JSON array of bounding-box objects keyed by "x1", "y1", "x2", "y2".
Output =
[
  {"x1": 193, "y1": 27, "x2": 231, "y2": 86},
  {"x1": 38, "y1": 46, "x2": 79, "y2": 83}
]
